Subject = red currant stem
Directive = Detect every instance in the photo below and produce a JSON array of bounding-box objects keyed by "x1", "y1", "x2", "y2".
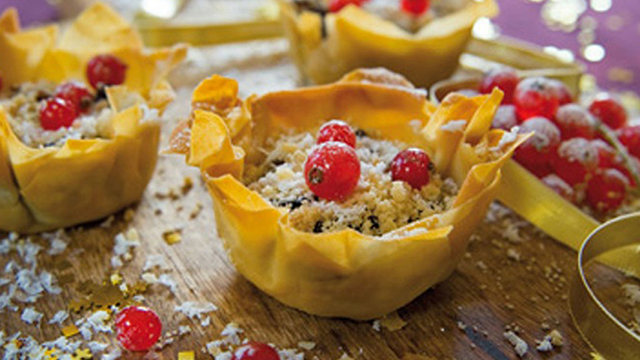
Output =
[{"x1": 596, "y1": 120, "x2": 640, "y2": 194}]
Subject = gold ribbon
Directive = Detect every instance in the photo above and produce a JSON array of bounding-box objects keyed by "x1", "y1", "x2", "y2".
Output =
[{"x1": 498, "y1": 161, "x2": 640, "y2": 359}]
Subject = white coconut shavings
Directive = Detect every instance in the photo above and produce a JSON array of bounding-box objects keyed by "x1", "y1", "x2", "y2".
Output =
[
  {"x1": 440, "y1": 119, "x2": 467, "y2": 132},
  {"x1": 623, "y1": 284, "x2": 640, "y2": 306},
  {"x1": 76, "y1": 310, "x2": 113, "y2": 341},
  {"x1": 141, "y1": 272, "x2": 158, "y2": 284},
  {"x1": 0, "y1": 285, "x2": 17, "y2": 312},
  {"x1": 504, "y1": 331, "x2": 528, "y2": 357},
  {"x1": 101, "y1": 348, "x2": 122, "y2": 360},
  {"x1": 0, "y1": 239, "x2": 10, "y2": 254},
  {"x1": 278, "y1": 348, "x2": 305, "y2": 360},
  {"x1": 179, "y1": 325, "x2": 192, "y2": 335},
  {"x1": 49, "y1": 310, "x2": 69, "y2": 325},
  {"x1": 297, "y1": 341, "x2": 316, "y2": 350},
  {"x1": 157, "y1": 274, "x2": 178, "y2": 294},
  {"x1": 175, "y1": 301, "x2": 218, "y2": 322},
  {"x1": 21, "y1": 306, "x2": 43, "y2": 324},
  {"x1": 42, "y1": 230, "x2": 69, "y2": 256},
  {"x1": 372, "y1": 320, "x2": 381, "y2": 332},
  {"x1": 143, "y1": 254, "x2": 170, "y2": 271},
  {"x1": 0, "y1": 278, "x2": 10, "y2": 286},
  {"x1": 220, "y1": 323, "x2": 244, "y2": 345},
  {"x1": 215, "y1": 352, "x2": 233, "y2": 360},
  {"x1": 16, "y1": 239, "x2": 41, "y2": 266},
  {"x1": 87, "y1": 341, "x2": 109, "y2": 354},
  {"x1": 111, "y1": 229, "x2": 140, "y2": 268},
  {"x1": 15, "y1": 269, "x2": 42, "y2": 296},
  {"x1": 201, "y1": 316, "x2": 211, "y2": 327}
]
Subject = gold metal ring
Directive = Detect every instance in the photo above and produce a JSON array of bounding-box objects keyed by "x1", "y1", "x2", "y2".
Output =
[{"x1": 569, "y1": 212, "x2": 640, "y2": 360}]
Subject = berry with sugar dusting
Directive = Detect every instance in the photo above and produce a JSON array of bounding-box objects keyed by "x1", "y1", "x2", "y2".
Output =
[
  {"x1": 115, "y1": 306, "x2": 162, "y2": 351},
  {"x1": 513, "y1": 77, "x2": 560, "y2": 121},
  {"x1": 479, "y1": 68, "x2": 519, "y2": 104},
  {"x1": 554, "y1": 138, "x2": 599, "y2": 186},
  {"x1": 40, "y1": 97, "x2": 78, "y2": 131},
  {"x1": 232, "y1": 342, "x2": 281, "y2": 360},
  {"x1": 401, "y1": 0, "x2": 430, "y2": 15},
  {"x1": 305, "y1": 142, "x2": 360, "y2": 201},
  {"x1": 56, "y1": 82, "x2": 93, "y2": 113},
  {"x1": 541, "y1": 174, "x2": 576, "y2": 203},
  {"x1": 549, "y1": 79, "x2": 573, "y2": 105},
  {"x1": 586, "y1": 168, "x2": 628, "y2": 212},
  {"x1": 617, "y1": 125, "x2": 640, "y2": 159},
  {"x1": 589, "y1": 94, "x2": 627, "y2": 129},
  {"x1": 492, "y1": 105, "x2": 518, "y2": 130},
  {"x1": 514, "y1": 117, "x2": 561, "y2": 177},
  {"x1": 86, "y1": 54, "x2": 127, "y2": 90},
  {"x1": 317, "y1": 120, "x2": 357, "y2": 148},
  {"x1": 554, "y1": 104, "x2": 596, "y2": 140},
  {"x1": 390, "y1": 148, "x2": 432, "y2": 189}
]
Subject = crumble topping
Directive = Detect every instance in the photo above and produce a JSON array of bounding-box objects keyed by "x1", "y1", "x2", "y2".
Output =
[
  {"x1": 245, "y1": 129, "x2": 458, "y2": 236},
  {"x1": 1, "y1": 81, "x2": 113, "y2": 148}
]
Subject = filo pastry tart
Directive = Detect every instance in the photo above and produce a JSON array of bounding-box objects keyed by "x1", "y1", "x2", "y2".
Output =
[
  {"x1": 0, "y1": 3, "x2": 187, "y2": 233},
  {"x1": 278, "y1": 0, "x2": 498, "y2": 87},
  {"x1": 168, "y1": 68, "x2": 528, "y2": 320}
]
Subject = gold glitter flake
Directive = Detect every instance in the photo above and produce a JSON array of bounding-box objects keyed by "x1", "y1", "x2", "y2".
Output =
[
  {"x1": 178, "y1": 351, "x2": 195, "y2": 360},
  {"x1": 163, "y1": 229, "x2": 182, "y2": 245},
  {"x1": 71, "y1": 348, "x2": 92, "y2": 360},
  {"x1": 62, "y1": 324, "x2": 80, "y2": 338}
]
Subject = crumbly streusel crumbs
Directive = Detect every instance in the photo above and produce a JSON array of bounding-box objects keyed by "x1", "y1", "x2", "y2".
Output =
[{"x1": 246, "y1": 130, "x2": 458, "y2": 236}]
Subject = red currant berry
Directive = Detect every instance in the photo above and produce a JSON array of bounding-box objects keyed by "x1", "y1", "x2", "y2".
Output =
[
  {"x1": 554, "y1": 138, "x2": 599, "y2": 186},
  {"x1": 492, "y1": 105, "x2": 518, "y2": 130},
  {"x1": 401, "y1": 0, "x2": 431, "y2": 16},
  {"x1": 554, "y1": 104, "x2": 596, "y2": 140},
  {"x1": 317, "y1": 120, "x2": 356, "y2": 148},
  {"x1": 479, "y1": 68, "x2": 519, "y2": 104},
  {"x1": 591, "y1": 139, "x2": 618, "y2": 168},
  {"x1": 541, "y1": 174, "x2": 576, "y2": 203},
  {"x1": 232, "y1": 342, "x2": 281, "y2": 360},
  {"x1": 328, "y1": 0, "x2": 366, "y2": 12},
  {"x1": 514, "y1": 117, "x2": 561, "y2": 178},
  {"x1": 586, "y1": 168, "x2": 628, "y2": 212},
  {"x1": 513, "y1": 77, "x2": 560, "y2": 121},
  {"x1": 589, "y1": 94, "x2": 627, "y2": 129},
  {"x1": 115, "y1": 306, "x2": 162, "y2": 352},
  {"x1": 617, "y1": 125, "x2": 640, "y2": 158},
  {"x1": 86, "y1": 54, "x2": 127, "y2": 90},
  {"x1": 548, "y1": 79, "x2": 573, "y2": 105},
  {"x1": 56, "y1": 82, "x2": 93, "y2": 113},
  {"x1": 305, "y1": 142, "x2": 360, "y2": 201},
  {"x1": 40, "y1": 97, "x2": 78, "y2": 131},
  {"x1": 390, "y1": 148, "x2": 431, "y2": 189}
]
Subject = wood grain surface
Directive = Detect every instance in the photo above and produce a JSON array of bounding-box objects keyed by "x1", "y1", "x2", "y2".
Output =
[{"x1": 1, "y1": 39, "x2": 637, "y2": 360}]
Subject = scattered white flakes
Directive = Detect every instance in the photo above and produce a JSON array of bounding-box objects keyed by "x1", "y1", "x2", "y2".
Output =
[
  {"x1": 220, "y1": 322, "x2": 244, "y2": 345},
  {"x1": 111, "y1": 229, "x2": 140, "y2": 268},
  {"x1": 86, "y1": 310, "x2": 113, "y2": 334},
  {"x1": 16, "y1": 268, "x2": 43, "y2": 296},
  {"x1": 157, "y1": 273, "x2": 178, "y2": 294},
  {"x1": 548, "y1": 330, "x2": 563, "y2": 346},
  {"x1": 49, "y1": 310, "x2": 69, "y2": 325},
  {"x1": 457, "y1": 321, "x2": 467, "y2": 330},
  {"x1": 536, "y1": 337, "x2": 553, "y2": 352},
  {"x1": 206, "y1": 340, "x2": 225, "y2": 356},
  {"x1": 504, "y1": 331, "x2": 528, "y2": 358},
  {"x1": 21, "y1": 306, "x2": 43, "y2": 324},
  {"x1": 278, "y1": 348, "x2": 305, "y2": 360},
  {"x1": 476, "y1": 261, "x2": 488, "y2": 271},
  {"x1": 88, "y1": 341, "x2": 109, "y2": 354},
  {"x1": 16, "y1": 239, "x2": 41, "y2": 266},
  {"x1": 175, "y1": 301, "x2": 218, "y2": 322},
  {"x1": 506, "y1": 248, "x2": 521, "y2": 262},
  {"x1": 536, "y1": 329, "x2": 563, "y2": 352},
  {"x1": 43, "y1": 230, "x2": 69, "y2": 255},
  {"x1": 440, "y1": 119, "x2": 467, "y2": 132},
  {"x1": 143, "y1": 254, "x2": 170, "y2": 271},
  {"x1": 179, "y1": 325, "x2": 192, "y2": 335},
  {"x1": 40, "y1": 270, "x2": 62, "y2": 294},
  {"x1": 100, "y1": 215, "x2": 115, "y2": 228},
  {"x1": 622, "y1": 284, "x2": 640, "y2": 306},
  {"x1": 102, "y1": 347, "x2": 122, "y2": 360},
  {"x1": 0, "y1": 284, "x2": 17, "y2": 311},
  {"x1": 372, "y1": 319, "x2": 381, "y2": 332},
  {"x1": 215, "y1": 352, "x2": 233, "y2": 360},
  {"x1": 501, "y1": 219, "x2": 527, "y2": 243},
  {"x1": 0, "y1": 278, "x2": 10, "y2": 286},
  {"x1": 201, "y1": 316, "x2": 211, "y2": 327},
  {"x1": 143, "y1": 351, "x2": 160, "y2": 360},
  {"x1": 297, "y1": 341, "x2": 316, "y2": 350},
  {"x1": 337, "y1": 353, "x2": 354, "y2": 360},
  {"x1": 141, "y1": 273, "x2": 158, "y2": 284}
]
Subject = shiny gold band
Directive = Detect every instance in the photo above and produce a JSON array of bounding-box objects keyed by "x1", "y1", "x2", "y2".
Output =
[{"x1": 569, "y1": 213, "x2": 640, "y2": 360}]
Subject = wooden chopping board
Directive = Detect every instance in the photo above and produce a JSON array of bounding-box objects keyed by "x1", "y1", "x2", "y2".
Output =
[{"x1": 1, "y1": 39, "x2": 634, "y2": 360}]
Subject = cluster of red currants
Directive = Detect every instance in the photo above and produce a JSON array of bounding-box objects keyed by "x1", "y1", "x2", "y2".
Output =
[
  {"x1": 115, "y1": 306, "x2": 281, "y2": 359},
  {"x1": 328, "y1": 0, "x2": 430, "y2": 15},
  {"x1": 38, "y1": 54, "x2": 127, "y2": 131},
  {"x1": 304, "y1": 120, "x2": 432, "y2": 202},
  {"x1": 479, "y1": 68, "x2": 636, "y2": 213}
]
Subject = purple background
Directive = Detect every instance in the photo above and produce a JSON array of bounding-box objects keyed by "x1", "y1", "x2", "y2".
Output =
[{"x1": 1, "y1": 0, "x2": 638, "y2": 93}]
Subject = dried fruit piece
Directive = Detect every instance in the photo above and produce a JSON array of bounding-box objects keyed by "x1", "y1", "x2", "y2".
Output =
[
  {"x1": 390, "y1": 148, "x2": 432, "y2": 189},
  {"x1": 317, "y1": 120, "x2": 357, "y2": 148},
  {"x1": 479, "y1": 68, "x2": 519, "y2": 104},
  {"x1": 304, "y1": 142, "x2": 360, "y2": 201},
  {"x1": 115, "y1": 306, "x2": 162, "y2": 351},
  {"x1": 514, "y1": 117, "x2": 561, "y2": 177}
]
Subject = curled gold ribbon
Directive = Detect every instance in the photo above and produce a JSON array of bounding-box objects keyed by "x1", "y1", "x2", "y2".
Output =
[{"x1": 569, "y1": 214, "x2": 640, "y2": 360}]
